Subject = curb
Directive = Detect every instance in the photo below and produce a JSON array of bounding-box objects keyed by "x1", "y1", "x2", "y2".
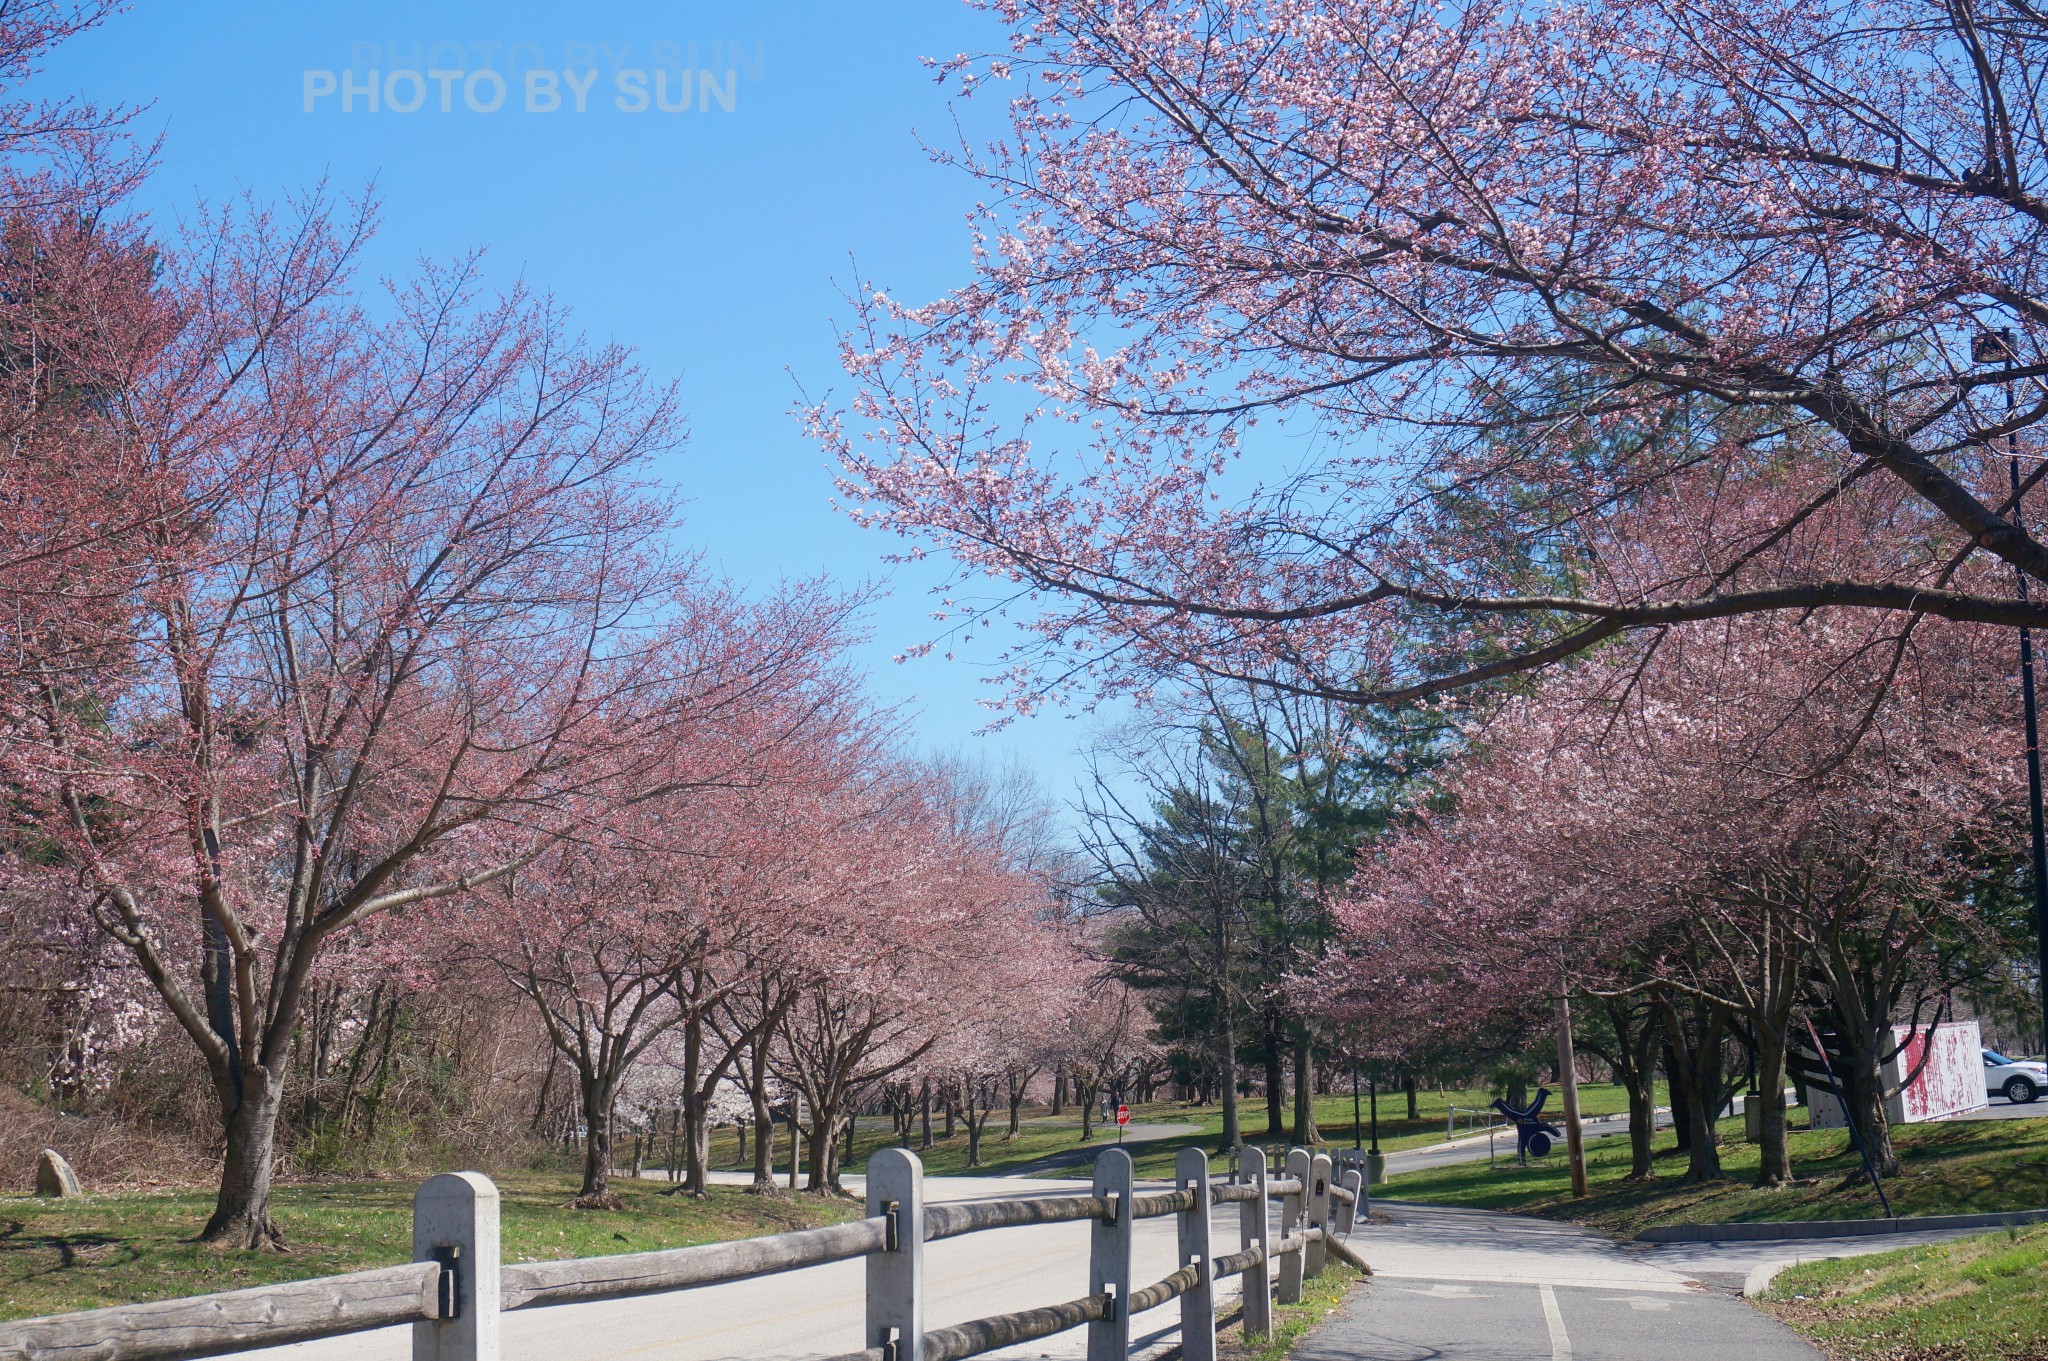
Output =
[
  {"x1": 1743, "y1": 1260, "x2": 1802, "y2": 1297},
  {"x1": 1637, "y1": 1207, "x2": 2048, "y2": 1242}
]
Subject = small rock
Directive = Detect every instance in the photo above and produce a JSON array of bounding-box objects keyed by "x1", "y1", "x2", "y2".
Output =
[{"x1": 34, "y1": 1148, "x2": 81, "y2": 1197}]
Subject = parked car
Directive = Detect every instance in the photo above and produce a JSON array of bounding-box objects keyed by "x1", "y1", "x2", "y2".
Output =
[{"x1": 1984, "y1": 1048, "x2": 2047, "y2": 1104}]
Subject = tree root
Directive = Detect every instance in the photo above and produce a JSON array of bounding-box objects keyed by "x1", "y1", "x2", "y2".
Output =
[{"x1": 198, "y1": 1212, "x2": 291, "y2": 1252}]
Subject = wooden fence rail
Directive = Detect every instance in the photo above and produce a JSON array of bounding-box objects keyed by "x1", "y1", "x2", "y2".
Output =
[
  {"x1": 0, "y1": 1146, "x2": 1368, "y2": 1361},
  {"x1": 0, "y1": 1262, "x2": 445, "y2": 1361}
]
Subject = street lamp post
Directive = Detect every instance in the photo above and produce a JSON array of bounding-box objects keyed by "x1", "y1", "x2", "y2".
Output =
[
  {"x1": 1364, "y1": 1073, "x2": 1385, "y2": 1187},
  {"x1": 1977, "y1": 327, "x2": 2048, "y2": 1061}
]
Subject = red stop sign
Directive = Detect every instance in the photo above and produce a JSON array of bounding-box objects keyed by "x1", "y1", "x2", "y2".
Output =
[{"x1": 1116, "y1": 1104, "x2": 1131, "y2": 1126}]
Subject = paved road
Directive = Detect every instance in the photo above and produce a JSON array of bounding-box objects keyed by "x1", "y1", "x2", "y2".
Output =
[
  {"x1": 1382, "y1": 1107, "x2": 1665, "y2": 1175},
  {"x1": 251, "y1": 1174, "x2": 1224, "y2": 1361},
  {"x1": 1385, "y1": 1092, "x2": 2047, "y2": 1178},
  {"x1": 1945, "y1": 1093, "x2": 2048, "y2": 1120},
  {"x1": 1309, "y1": 1203, "x2": 1822, "y2": 1361},
  {"x1": 1001, "y1": 1124, "x2": 1202, "y2": 1177}
]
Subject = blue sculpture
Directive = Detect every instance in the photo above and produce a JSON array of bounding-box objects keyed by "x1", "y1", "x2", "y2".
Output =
[{"x1": 1491, "y1": 1088, "x2": 1563, "y2": 1164}]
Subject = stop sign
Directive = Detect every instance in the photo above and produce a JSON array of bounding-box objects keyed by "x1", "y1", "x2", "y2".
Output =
[{"x1": 1115, "y1": 1104, "x2": 1130, "y2": 1126}]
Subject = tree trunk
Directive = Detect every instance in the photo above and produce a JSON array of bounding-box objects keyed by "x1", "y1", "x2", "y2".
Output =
[
  {"x1": 1007, "y1": 1072, "x2": 1027, "y2": 1138},
  {"x1": 1838, "y1": 1038, "x2": 1902, "y2": 1179},
  {"x1": 919, "y1": 1079, "x2": 933, "y2": 1150},
  {"x1": 577, "y1": 1077, "x2": 620, "y2": 1208},
  {"x1": 682, "y1": 1107, "x2": 713, "y2": 1195},
  {"x1": 1216, "y1": 962, "x2": 1240, "y2": 1152},
  {"x1": 1291, "y1": 1028, "x2": 1319, "y2": 1144},
  {"x1": 1588, "y1": 995, "x2": 1663, "y2": 1182},
  {"x1": 1751, "y1": 1026, "x2": 1793, "y2": 1188},
  {"x1": 1664, "y1": 1042, "x2": 1693, "y2": 1154},
  {"x1": 1404, "y1": 1074, "x2": 1419, "y2": 1122},
  {"x1": 676, "y1": 1015, "x2": 710, "y2": 1196},
  {"x1": 965, "y1": 1101, "x2": 987, "y2": 1168},
  {"x1": 202, "y1": 1076, "x2": 286, "y2": 1249},
  {"x1": 1659, "y1": 994, "x2": 1728, "y2": 1183},
  {"x1": 747, "y1": 1046, "x2": 778, "y2": 1193},
  {"x1": 805, "y1": 1110, "x2": 846, "y2": 1194},
  {"x1": 1050, "y1": 1063, "x2": 1064, "y2": 1116},
  {"x1": 1624, "y1": 1073, "x2": 1656, "y2": 1180},
  {"x1": 1262, "y1": 1020, "x2": 1286, "y2": 1138}
]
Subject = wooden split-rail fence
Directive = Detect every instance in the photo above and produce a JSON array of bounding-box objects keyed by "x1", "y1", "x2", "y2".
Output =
[{"x1": 0, "y1": 1145, "x2": 1370, "y2": 1361}]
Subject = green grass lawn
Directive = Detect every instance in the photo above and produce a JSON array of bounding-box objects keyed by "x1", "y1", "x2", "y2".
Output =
[
  {"x1": 0, "y1": 1171, "x2": 855, "y2": 1322},
  {"x1": 707, "y1": 1083, "x2": 1660, "y2": 1184},
  {"x1": 1762, "y1": 1223, "x2": 2048, "y2": 1360},
  {"x1": 1218, "y1": 1260, "x2": 1363, "y2": 1361},
  {"x1": 1378, "y1": 1113, "x2": 2048, "y2": 1234}
]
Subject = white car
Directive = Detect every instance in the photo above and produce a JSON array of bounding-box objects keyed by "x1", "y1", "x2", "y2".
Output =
[{"x1": 1984, "y1": 1048, "x2": 2047, "y2": 1104}]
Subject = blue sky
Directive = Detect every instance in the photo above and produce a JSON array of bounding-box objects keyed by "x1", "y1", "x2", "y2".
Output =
[{"x1": 48, "y1": 0, "x2": 1127, "y2": 810}]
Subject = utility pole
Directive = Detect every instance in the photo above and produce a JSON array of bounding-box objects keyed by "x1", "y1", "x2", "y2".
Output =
[
  {"x1": 1365, "y1": 1074, "x2": 1384, "y2": 1187},
  {"x1": 1556, "y1": 988, "x2": 1589, "y2": 1199},
  {"x1": 1977, "y1": 327, "x2": 2048, "y2": 1061}
]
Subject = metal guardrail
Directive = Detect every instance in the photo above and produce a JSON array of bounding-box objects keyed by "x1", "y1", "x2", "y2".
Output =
[
  {"x1": 0, "y1": 1146, "x2": 1368, "y2": 1361},
  {"x1": 1446, "y1": 1104, "x2": 1505, "y2": 1141}
]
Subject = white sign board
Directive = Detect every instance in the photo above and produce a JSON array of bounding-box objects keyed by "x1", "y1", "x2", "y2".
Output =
[{"x1": 1806, "y1": 1019, "x2": 1986, "y2": 1128}]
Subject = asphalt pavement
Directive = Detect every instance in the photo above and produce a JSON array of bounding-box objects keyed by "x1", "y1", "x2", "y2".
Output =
[
  {"x1": 1629, "y1": 1226, "x2": 1997, "y2": 1295},
  {"x1": 1384, "y1": 1089, "x2": 2046, "y2": 1178},
  {"x1": 1944, "y1": 1093, "x2": 2048, "y2": 1120},
  {"x1": 1381, "y1": 1107, "x2": 1662, "y2": 1175},
  {"x1": 1309, "y1": 1203, "x2": 1822, "y2": 1361}
]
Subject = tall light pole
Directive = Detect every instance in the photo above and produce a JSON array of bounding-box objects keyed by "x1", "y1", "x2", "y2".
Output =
[{"x1": 1976, "y1": 326, "x2": 2048, "y2": 1061}]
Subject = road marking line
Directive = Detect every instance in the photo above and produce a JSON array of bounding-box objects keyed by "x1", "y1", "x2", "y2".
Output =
[
  {"x1": 1540, "y1": 1284, "x2": 1573, "y2": 1361},
  {"x1": 1371, "y1": 1269, "x2": 1692, "y2": 1293}
]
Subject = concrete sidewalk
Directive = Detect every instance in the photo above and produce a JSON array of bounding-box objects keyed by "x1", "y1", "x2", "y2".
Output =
[
  {"x1": 1306, "y1": 1203, "x2": 1821, "y2": 1360},
  {"x1": 1630, "y1": 1226, "x2": 1996, "y2": 1296}
]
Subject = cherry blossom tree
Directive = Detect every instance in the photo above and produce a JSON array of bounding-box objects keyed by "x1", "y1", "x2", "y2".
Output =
[
  {"x1": 2, "y1": 189, "x2": 873, "y2": 1242},
  {"x1": 1053, "y1": 976, "x2": 1149, "y2": 1142},
  {"x1": 767, "y1": 758, "x2": 1065, "y2": 1193},
  {"x1": 637, "y1": 709, "x2": 893, "y2": 1198},
  {"x1": 1328, "y1": 609, "x2": 2024, "y2": 1182},
  {"x1": 816, "y1": 0, "x2": 2048, "y2": 712}
]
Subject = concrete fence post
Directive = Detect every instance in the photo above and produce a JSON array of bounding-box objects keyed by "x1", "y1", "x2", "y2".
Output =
[
  {"x1": 867, "y1": 1147, "x2": 925, "y2": 1361},
  {"x1": 413, "y1": 1172, "x2": 500, "y2": 1361},
  {"x1": 1278, "y1": 1148, "x2": 1308, "y2": 1305},
  {"x1": 1174, "y1": 1147, "x2": 1216, "y2": 1361},
  {"x1": 1087, "y1": 1148, "x2": 1133, "y2": 1361},
  {"x1": 1336, "y1": 1167, "x2": 1363, "y2": 1237},
  {"x1": 1239, "y1": 1144, "x2": 1272, "y2": 1342},
  {"x1": 1304, "y1": 1153, "x2": 1333, "y2": 1280}
]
